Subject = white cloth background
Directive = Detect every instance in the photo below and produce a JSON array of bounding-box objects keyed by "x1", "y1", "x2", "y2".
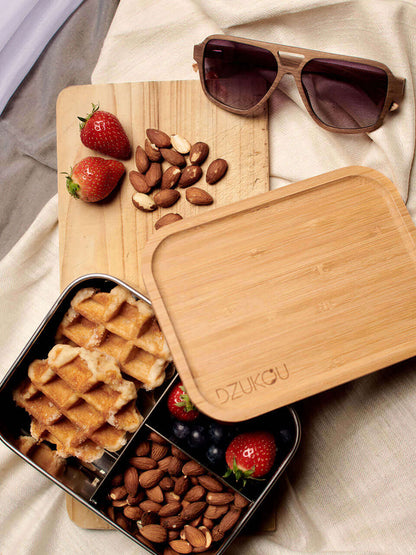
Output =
[{"x1": 1, "y1": 0, "x2": 415, "y2": 553}]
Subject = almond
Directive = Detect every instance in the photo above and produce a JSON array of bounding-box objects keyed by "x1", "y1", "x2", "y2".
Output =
[
  {"x1": 161, "y1": 515, "x2": 185, "y2": 530},
  {"x1": 140, "y1": 499, "x2": 162, "y2": 513},
  {"x1": 140, "y1": 523, "x2": 168, "y2": 544},
  {"x1": 171, "y1": 446, "x2": 189, "y2": 461},
  {"x1": 197, "y1": 525, "x2": 212, "y2": 549},
  {"x1": 171, "y1": 134, "x2": 191, "y2": 154},
  {"x1": 158, "y1": 456, "x2": 174, "y2": 472},
  {"x1": 160, "y1": 476, "x2": 175, "y2": 491},
  {"x1": 182, "y1": 461, "x2": 205, "y2": 476},
  {"x1": 183, "y1": 525, "x2": 206, "y2": 548},
  {"x1": 129, "y1": 170, "x2": 151, "y2": 194},
  {"x1": 204, "y1": 504, "x2": 229, "y2": 520},
  {"x1": 211, "y1": 525, "x2": 224, "y2": 542},
  {"x1": 151, "y1": 443, "x2": 169, "y2": 461},
  {"x1": 218, "y1": 506, "x2": 241, "y2": 532},
  {"x1": 146, "y1": 128, "x2": 171, "y2": 148},
  {"x1": 206, "y1": 492, "x2": 234, "y2": 506},
  {"x1": 197, "y1": 475, "x2": 223, "y2": 493},
  {"x1": 160, "y1": 148, "x2": 186, "y2": 167},
  {"x1": 147, "y1": 485, "x2": 164, "y2": 504},
  {"x1": 129, "y1": 456, "x2": 157, "y2": 470},
  {"x1": 124, "y1": 467, "x2": 139, "y2": 497},
  {"x1": 233, "y1": 492, "x2": 250, "y2": 508},
  {"x1": 109, "y1": 485, "x2": 127, "y2": 501},
  {"x1": 202, "y1": 517, "x2": 214, "y2": 530},
  {"x1": 184, "y1": 485, "x2": 206, "y2": 502},
  {"x1": 174, "y1": 475, "x2": 190, "y2": 496},
  {"x1": 132, "y1": 192, "x2": 156, "y2": 212},
  {"x1": 185, "y1": 187, "x2": 213, "y2": 206},
  {"x1": 169, "y1": 539, "x2": 192, "y2": 553},
  {"x1": 165, "y1": 491, "x2": 181, "y2": 503},
  {"x1": 140, "y1": 510, "x2": 159, "y2": 526},
  {"x1": 145, "y1": 138, "x2": 162, "y2": 162},
  {"x1": 181, "y1": 501, "x2": 206, "y2": 521},
  {"x1": 161, "y1": 166, "x2": 182, "y2": 189},
  {"x1": 168, "y1": 530, "x2": 180, "y2": 542},
  {"x1": 135, "y1": 440, "x2": 150, "y2": 456},
  {"x1": 189, "y1": 142, "x2": 209, "y2": 165},
  {"x1": 178, "y1": 165, "x2": 203, "y2": 188},
  {"x1": 154, "y1": 189, "x2": 180, "y2": 208},
  {"x1": 168, "y1": 456, "x2": 183, "y2": 476},
  {"x1": 159, "y1": 501, "x2": 182, "y2": 517},
  {"x1": 111, "y1": 498, "x2": 129, "y2": 508},
  {"x1": 135, "y1": 145, "x2": 150, "y2": 173},
  {"x1": 139, "y1": 468, "x2": 164, "y2": 489},
  {"x1": 127, "y1": 491, "x2": 145, "y2": 505},
  {"x1": 145, "y1": 162, "x2": 162, "y2": 188},
  {"x1": 149, "y1": 431, "x2": 168, "y2": 444},
  {"x1": 206, "y1": 158, "x2": 228, "y2": 184},
  {"x1": 123, "y1": 505, "x2": 143, "y2": 521}
]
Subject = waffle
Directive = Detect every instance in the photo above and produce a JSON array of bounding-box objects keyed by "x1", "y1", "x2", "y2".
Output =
[
  {"x1": 56, "y1": 286, "x2": 171, "y2": 390},
  {"x1": 16, "y1": 435, "x2": 66, "y2": 477},
  {"x1": 13, "y1": 344, "x2": 144, "y2": 463}
]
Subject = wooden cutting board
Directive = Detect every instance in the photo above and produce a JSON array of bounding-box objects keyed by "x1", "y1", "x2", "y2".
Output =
[
  {"x1": 143, "y1": 166, "x2": 416, "y2": 422},
  {"x1": 56, "y1": 80, "x2": 269, "y2": 529}
]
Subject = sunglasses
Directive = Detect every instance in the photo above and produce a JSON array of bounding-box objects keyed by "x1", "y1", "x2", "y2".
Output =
[{"x1": 193, "y1": 35, "x2": 405, "y2": 133}]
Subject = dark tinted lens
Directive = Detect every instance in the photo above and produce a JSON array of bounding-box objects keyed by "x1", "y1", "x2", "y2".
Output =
[
  {"x1": 203, "y1": 39, "x2": 278, "y2": 110},
  {"x1": 301, "y1": 58, "x2": 388, "y2": 129}
]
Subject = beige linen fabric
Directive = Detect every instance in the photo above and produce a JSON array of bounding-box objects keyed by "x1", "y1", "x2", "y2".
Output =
[{"x1": 1, "y1": 0, "x2": 416, "y2": 553}]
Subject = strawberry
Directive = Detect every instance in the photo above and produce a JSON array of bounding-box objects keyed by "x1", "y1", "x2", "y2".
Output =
[
  {"x1": 224, "y1": 431, "x2": 276, "y2": 484},
  {"x1": 78, "y1": 104, "x2": 131, "y2": 160},
  {"x1": 65, "y1": 156, "x2": 125, "y2": 202},
  {"x1": 167, "y1": 382, "x2": 199, "y2": 422}
]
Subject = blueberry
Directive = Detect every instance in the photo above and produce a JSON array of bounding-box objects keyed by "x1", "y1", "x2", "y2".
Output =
[
  {"x1": 187, "y1": 425, "x2": 207, "y2": 449},
  {"x1": 172, "y1": 420, "x2": 190, "y2": 440},
  {"x1": 207, "y1": 422, "x2": 226, "y2": 445},
  {"x1": 206, "y1": 444, "x2": 224, "y2": 465}
]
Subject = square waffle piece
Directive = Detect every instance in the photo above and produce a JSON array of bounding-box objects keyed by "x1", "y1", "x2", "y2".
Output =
[
  {"x1": 14, "y1": 344, "x2": 144, "y2": 463},
  {"x1": 56, "y1": 285, "x2": 172, "y2": 390}
]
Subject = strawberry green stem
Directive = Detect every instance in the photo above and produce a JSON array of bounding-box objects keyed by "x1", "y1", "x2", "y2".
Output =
[
  {"x1": 65, "y1": 175, "x2": 80, "y2": 199},
  {"x1": 78, "y1": 103, "x2": 99, "y2": 131}
]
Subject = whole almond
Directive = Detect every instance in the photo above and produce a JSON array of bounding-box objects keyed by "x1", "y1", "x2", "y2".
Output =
[
  {"x1": 145, "y1": 138, "x2": 162, "y2": 162},
  {"x1": 202, "y1": 517, "x2": 214, "y2": 530},
  {"x1": 183, "y1": 525, "x2": 206, "y2": 548},
  {"x1": 161, "y1": 515, "x2": 185, "y2": 530},
  {"x1": 140, "y1": 510, "x2": 159, "y2": 526},
  {"x1": 140, "y1": 523, "x2": 168, "y2": 544},
  {"x1": 218, "y1": 507, "x2": 241, "y2": 533},
  {"x1": 155, "y1": 213, "x2": 183, "y2": 230},
  {"x1": 159, "y1": 501, "x2": 182, "y2": 517},
  {"x1": 168, "y1": 456, "x2": 183, "y2": 476},
  {"x1": 151, "y1": 443, "x2": 169, "y2": 461},
  {"x1": 165, "y1": 491, "x2": 181, "y2": 503},
  {"x1": 182, "y1": 461, "x2": 205, "y2": 476},
  {"x1": 124, "y1": 467, "x2": 139, "y2": 497},
  {"x1": 140, "y1": 499, "x2": 162, "y2": 513},
  {"x1": 160, "y1": 148, "x2": 186, "y2": 167},
  {"x1": 181, "y1": 501, "x2": 207, "y2": 521},
  {"x1": 178, "y1": 165, "x2": 203, "y2": 188},
  {"x1": 206, "y1": 492, "x2": 235, "y2": 506},
  {"x1": 206, "y1": 158, "x2": 228, "y2": 184},
  {"x1": 233, "y1": 492, "x2": 250, "y2": 508},
  {"x1": 145, "y1": 162, "x2": 162, "y2": 188},
  {"x1": 185, "y1": 187, "x2": 213, "y2": 206},
  {"x1": 171, "y1": 134, "x2": 191, "y2": 154},
  {"x1": 123, "y1": 505, "x2": 143, "y2": 521},
  {"x1": 189, "y1": 142, "x2": 209, "y2": 165},
  {"x1": 211, "y1": 525, "x2": 225, "y2": 542},
  {"x1": 132, "y1": 192, "x2": 157, "y2": 212},
  {"x1": 135, "y1": 440, "x2": 150, "y2": 456},
  {"x1": 158, "y1": 456, "x2": 174, "y2": 472},
  {"x1": 174, "y1": 475, "x2": 190, "y2": 496},
  {"x1": 147, "y1": 485, "x2": 164, "y2": 504},
  {"x1": 146, "y1": 128, "x2": 171, "y2": 148},
  {"x1": 161, "y1": 166, "x2": 182, "y2": 189},
  {"x1": 197, "y1": 475, "x2": 223, "y2": 493},
  {"x1": 110, "y1": 485, "x2": 127, "y2": 501},
  {"x1": 149, "y1": 431, "x2": 168, "y2": 444},
  {"x1": 169, "y1": 539, "x2": 192, "y2": 554},
  {"x1": 172, "y1": 446, "x2": 190, "y2": 461},
  {"x1": 184, "y1": 485, "x2": 206, "y2": 503},
  {"x1": 154, "y1": 189, "x2": 180, "y2": 208},
  {"x1": 204, "y1": 504, "x2": 229, "y2": 520},
  {"x1": 129, "y1": 456, "x2": 157, "y2": 470},
  {"x1": 135, "y1": 145, "x2": 150, "y2": 173},
  {"x1": 139, "y1": 468, "x2": 164, "y2": 489},
  {"x1": 129, "y1": 170, "x2": 151, "y2": 194},
  {"x1": 160, "y1": 476, "x2": 175, "y2": 491}
]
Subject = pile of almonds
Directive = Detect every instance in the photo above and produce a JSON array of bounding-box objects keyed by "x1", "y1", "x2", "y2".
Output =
[
  {"x1": 105, "y1": 430, "x2": 250, "y2": 554},
  {"x1": 130, "y1": 129, "x2": 228, "y2": 230}
]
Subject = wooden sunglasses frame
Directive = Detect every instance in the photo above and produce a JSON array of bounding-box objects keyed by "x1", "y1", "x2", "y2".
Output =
[{"x1": 193, "y1": 35, "x2": 405, "y2": 133}]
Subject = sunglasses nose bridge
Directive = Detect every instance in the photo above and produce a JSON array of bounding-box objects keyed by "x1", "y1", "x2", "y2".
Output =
[{"x1": 277, "y1": 51, "x2": 305, "y2": 75}]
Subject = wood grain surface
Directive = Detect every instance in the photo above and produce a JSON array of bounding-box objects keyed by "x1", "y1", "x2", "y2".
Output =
[
  {"x1": 56, "y1": 80, "x2": 269, "y2": 530},
  {"x1": 143, "y1": 166, "x2": 416, "y2": 422}
]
